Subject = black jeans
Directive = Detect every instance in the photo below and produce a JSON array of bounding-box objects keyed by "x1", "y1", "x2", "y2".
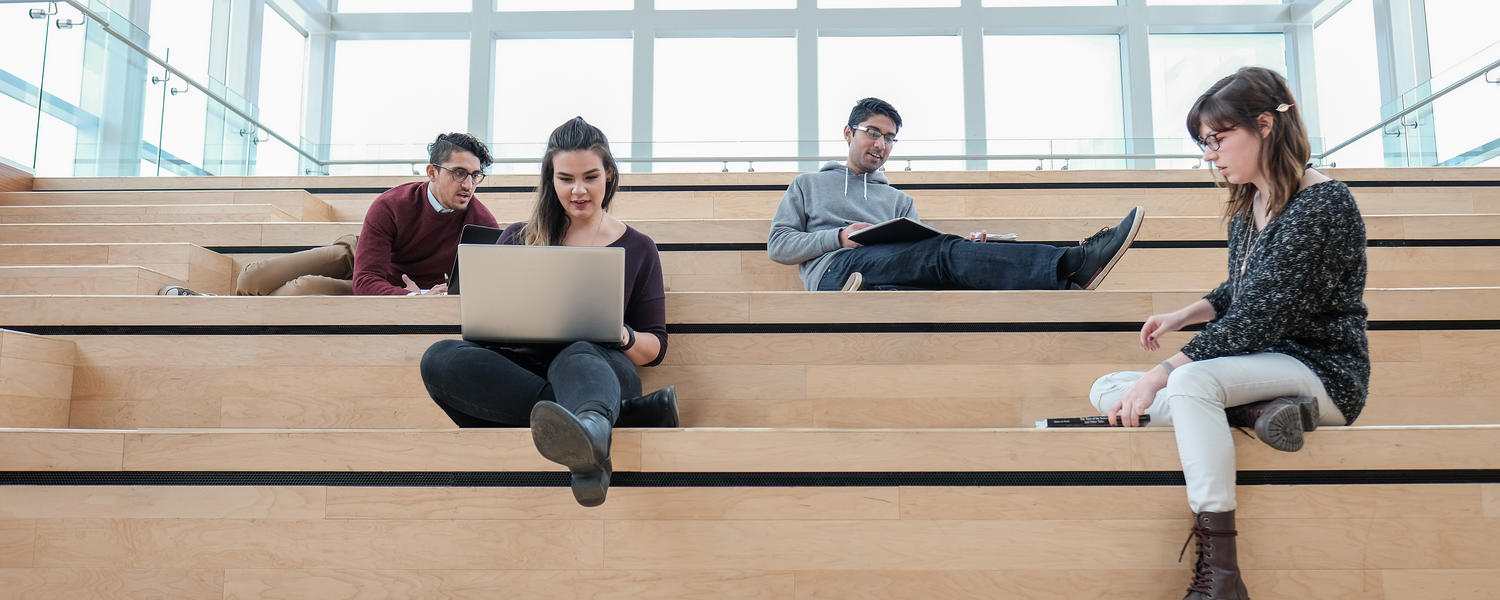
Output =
[{"x1": 419, "y1": 339, "x2": 641, "y2": 427}]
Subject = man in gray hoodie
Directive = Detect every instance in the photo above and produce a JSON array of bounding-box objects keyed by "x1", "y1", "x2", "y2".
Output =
[{"x1": 768, "y1": 97, "x2": 1143, "y2": 292}]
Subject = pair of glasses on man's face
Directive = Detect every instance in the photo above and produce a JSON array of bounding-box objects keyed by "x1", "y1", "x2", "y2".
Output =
[
  {"x1": 1195, "y1": 125, "x2": 1238, "y2": 152},
  {"x1": 433, "y1": 164, "x2": 486, "y2": 185},
  {"x1": 852, "y1": 125, "x2": 898, "y2": 145}
]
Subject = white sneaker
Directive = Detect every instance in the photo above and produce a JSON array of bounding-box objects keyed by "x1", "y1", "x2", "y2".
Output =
[
  {"x1": 840, "y1": 272, "x2": 864, "y2": 292},
  {"x1": 159, "y1": 285, "x2": 214, "y2": 296}
]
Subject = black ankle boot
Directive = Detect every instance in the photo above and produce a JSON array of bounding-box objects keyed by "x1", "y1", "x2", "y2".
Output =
[
  {"x1": 1181, "y1": 510, "x2": 1250, "y2": 600},
  {"x1": 1224, "y1": 396, "x2": 1318, "y2": 452},
  {"x1": 616, "y1": 386, "x2": 679, "y2": 428},
  {"x1": 529, "y1": 401, "x2": 613, "y2": 507}
]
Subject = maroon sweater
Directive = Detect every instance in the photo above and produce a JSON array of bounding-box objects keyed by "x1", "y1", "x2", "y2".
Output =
[
  {"x1": 353, "y1": 181, "x2": 498, "y2": 296},
  {"x1": 496, "y1": 222, "x2": 669, "y2": 367}
]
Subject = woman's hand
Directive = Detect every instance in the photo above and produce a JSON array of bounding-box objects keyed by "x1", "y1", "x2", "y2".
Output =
[
  {"x1": 1140, "y1": 311, "x2": 1188, "y2": 352},
  {"x1": 1106, "y1": 367, "x2": 1168, "y2": 427}
]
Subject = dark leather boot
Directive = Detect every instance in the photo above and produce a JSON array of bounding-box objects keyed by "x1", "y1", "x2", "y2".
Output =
[
  {"x1": 1224, "y1": 396, "x2": 1318, "y2": 452},
  {"x1": 1180, "y1": 510, "x2": 1250, "y2": 600},
  {"x1": 616, "y1": 386, "x2": 679, "y2": 428},
  {"x1": 529, "y1": 401, "x2": 613, "y2": 507}
]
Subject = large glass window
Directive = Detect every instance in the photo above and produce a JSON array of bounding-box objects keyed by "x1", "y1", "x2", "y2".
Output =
[
  {"x1": 1424, "y1": 0, "x2": 1500, "y2": 80},
  {"x1": 329, "y1": 39, "x2": 469, "y2": 174},
  {"x1": 499, "y1": 0, "x2": 631, "y2": 10},
  {"x1": 983, "y1": 1, "x2": 1114, "y2": 6},
  {"x1": 144, "y1": 0, "x2": 213, "y2": 171},
  {"x1": 0, "y1": 3, "x2": 86, "y2": 174},
  {"x1": 493, "y1": 37, "x2": 633, "y2": 173},
  {"x1": 1149, "y1": 33, "x2": 1285, "y2": 166},
  {"x1": 657, "y1": 0, "x2": 795, "y2": 8},
  {"x1": 1423, "y1": 0, "x2": 1500, "y2": 167},
  {"x1": 822, "y1": 0, "x2": 960, "y2": 6},
  {"x1": 254, "y1": 5, "x2": 307, "y2": 176},
  {"x1": 1149, "y1": 0, "x2": 1281, "y2": 5},
  {"x1": 337, "y1": 0, "x2": 471, "y2": 12},
  {"x1": 1313, "y1": 0, "x2": 1381, "y2": 167},
  {"x1": 819, "y1": 35, "x2": 964, "y2": 171},
  {"x1": 984, "y1": 35, "x2": 1124, "y2": 170},
  {"x1": 654, "y1": 36, "x2": 797, "y2": 172}
]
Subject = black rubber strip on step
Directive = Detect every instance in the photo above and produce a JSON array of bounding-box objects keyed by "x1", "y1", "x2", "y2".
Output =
[
  {"x1": 0, "y1": 469, "x2": 1495, "y2": 488},
  {"x1": 4, "y1": 320, "x2": 1498, "y2": 336}
]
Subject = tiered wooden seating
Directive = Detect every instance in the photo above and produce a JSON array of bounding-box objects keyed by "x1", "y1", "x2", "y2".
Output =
[{"x1": 0, "y1": 168, "x2": 1496, "y2": 599}]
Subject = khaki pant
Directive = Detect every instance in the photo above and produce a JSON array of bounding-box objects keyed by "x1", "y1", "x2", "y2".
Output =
[
  {"x1": 235, "y1": 234, "x2": 358, "y2": 296},
  {"x1": 1088, "y1": 353, "x2": 1343, "y2": 513}
]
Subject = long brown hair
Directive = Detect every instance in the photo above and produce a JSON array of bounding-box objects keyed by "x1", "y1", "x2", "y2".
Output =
[
  {"x1": 1186, "y1": 67, "x2": 1310, "y2": 221},
  {"x1": 521, "y1": 117, "x2": 620, "y2": 246}
]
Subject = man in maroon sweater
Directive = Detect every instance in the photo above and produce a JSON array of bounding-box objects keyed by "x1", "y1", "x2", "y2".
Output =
[
  {"x1": 162, "y1": 133, "x2": 499, "y2": 297},
  {"x1": 353, "y1": 133, "x2": 499, "y2": 295}
]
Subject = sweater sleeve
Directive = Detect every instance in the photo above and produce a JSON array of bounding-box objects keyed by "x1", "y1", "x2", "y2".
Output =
[
  {"x1": 768, "y1": 177, "x2": 843, "y2": 266},
  {"x1": 352, "y1": 197, "x2": 410, "y2": 296},
  {"x1": 1181, "y1": 189, "x2": 1360, "y2": 361},
  {"x1": 1202, "y1": 279, "x2": 1232, "y2": 318},
  {"x1": 627, "y1": 234, "x2": 669, "y2": 367}
]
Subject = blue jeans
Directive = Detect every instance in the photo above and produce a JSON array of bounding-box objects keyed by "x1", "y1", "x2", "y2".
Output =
[{"x1": 816, "y1": 234, "x2": 1067, "y2": 291}]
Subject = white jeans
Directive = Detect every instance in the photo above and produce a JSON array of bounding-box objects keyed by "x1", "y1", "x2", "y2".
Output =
[{"x1": 1089, "y1": 353, "x2": 1344, "y2": 513}]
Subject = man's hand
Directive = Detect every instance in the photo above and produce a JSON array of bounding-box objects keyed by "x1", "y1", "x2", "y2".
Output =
[
  {"x1": 839, "y1": 222, "x2": 872, "y2": 248},
  {"x1": 402, "y1": 274, "x2": 447, "y2": 296}
]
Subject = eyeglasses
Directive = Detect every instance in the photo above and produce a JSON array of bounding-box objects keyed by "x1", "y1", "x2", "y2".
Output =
[
  {"x1": 433, "y1": 164, "x2": 486, "y2": 185},
  {"x1": 852, "y1": 125, "x2": 898, "y2": 145},
  {"x1": 1195, "y1": 126, "x2": 1238, "y2": 152}
]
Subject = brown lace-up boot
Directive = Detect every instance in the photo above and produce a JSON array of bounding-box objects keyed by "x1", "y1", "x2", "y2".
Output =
[
  {"x1": 1180, "y1": 510, "x2": 1250, "y2": 600},
  {"x1": 1224, "y1": 395, "x2": 1318, "y2": 452}
]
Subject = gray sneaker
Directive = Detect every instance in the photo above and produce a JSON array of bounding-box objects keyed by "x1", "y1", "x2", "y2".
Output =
[
  {"x1": 1068, "y1": 206, "x2": 1144, "y2": 290},
  {"x1": 159, "y1": 285, "x2": 209, "y2": 296}
]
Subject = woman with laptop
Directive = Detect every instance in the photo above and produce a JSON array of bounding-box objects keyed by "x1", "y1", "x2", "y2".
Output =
[
  {"x1": 1085, "y1": 67, "x2": 1368, "y2": 600},
  {"x1": 419, "y1": 117, "x2": 673, "y2": 507}
]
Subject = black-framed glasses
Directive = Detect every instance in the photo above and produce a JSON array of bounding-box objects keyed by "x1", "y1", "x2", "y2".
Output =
[
  {"x1": 1195, "y1": 126, "x2": 1238, "y2": 152},
  {"x1": 433, "y1": 164, "x2": 486, "y2": 185},
  {"x1": 852, "y1": 125, "x2": 898, "y2": 145}
]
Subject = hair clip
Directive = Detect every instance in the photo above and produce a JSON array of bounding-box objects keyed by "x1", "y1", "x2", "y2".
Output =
[{"x1": 1275, "y1": 103, "x2": 1294, "y2": 113}]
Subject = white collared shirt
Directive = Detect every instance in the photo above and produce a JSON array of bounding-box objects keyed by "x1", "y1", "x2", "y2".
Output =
[{"x1": 426, "y1": 184, "x2": 454, "y2": 214}]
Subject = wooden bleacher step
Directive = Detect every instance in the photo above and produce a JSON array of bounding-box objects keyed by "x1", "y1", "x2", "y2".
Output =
[
  {"x1": 0, "y1": 329, "x2": 74, "y2": 428},
  {"x1": 0, "y1": 213, "x2": 1492, "y2": 248},
  {"x1": 0, "y1": 189, "x2": 333, "y2": 221},
  {"x1": 0, "y1": 265, "x2": 182, "y2": 295},
  {"x1": 0, "y1": 289, "x2": 1492, "y2": 429},
  {"x1": 0, "y1": 243, "x2": 233, "y2": 294},
  {"x1": 0, "y1": 427, "x2": 1492, "y2": 599},
  {"x1": 0, "y1": 204, "x2": 303, "y2": 224}
]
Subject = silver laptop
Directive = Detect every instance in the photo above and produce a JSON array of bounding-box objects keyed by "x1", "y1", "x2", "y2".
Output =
[{"x1": 457, "y1": 244, "x2": 625, "y2": 344}]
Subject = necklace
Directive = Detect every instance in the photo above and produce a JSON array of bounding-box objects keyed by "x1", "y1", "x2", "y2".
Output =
[{"x1": 1233, "y1": 214, "x2": 1264, "y2": 299}]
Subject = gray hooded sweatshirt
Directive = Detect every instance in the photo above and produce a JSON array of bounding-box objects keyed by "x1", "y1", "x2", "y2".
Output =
[{"x1": 767, "y1": 161, "x2": 918, "y2": 290}]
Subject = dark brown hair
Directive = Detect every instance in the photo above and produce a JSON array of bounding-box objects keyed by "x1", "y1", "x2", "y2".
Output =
[
  {"x1": 1186, "y1": 67, "x2": 1310, "y2": 221},
  {"x1": 521, "y1": 117, "x2": 620, "y2": 246},
  {"x1": 427, "y1": 132, "x2": 493, "y2": 169}
]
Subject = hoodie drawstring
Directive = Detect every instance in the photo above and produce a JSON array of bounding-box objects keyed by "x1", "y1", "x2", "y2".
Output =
[{"x1": 863, "y1": 172, "x2": 868, "y2": 200}]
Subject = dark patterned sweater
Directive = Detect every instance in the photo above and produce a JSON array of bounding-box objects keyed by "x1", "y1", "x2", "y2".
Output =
[{"x1": 1180, "y1": 180, "x2": 1370, "y2": 423}]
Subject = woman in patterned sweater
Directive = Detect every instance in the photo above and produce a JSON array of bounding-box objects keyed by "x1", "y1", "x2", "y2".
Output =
[{"x1": 1086, "y1": 67, "x2": 1369, "y2": 600}]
